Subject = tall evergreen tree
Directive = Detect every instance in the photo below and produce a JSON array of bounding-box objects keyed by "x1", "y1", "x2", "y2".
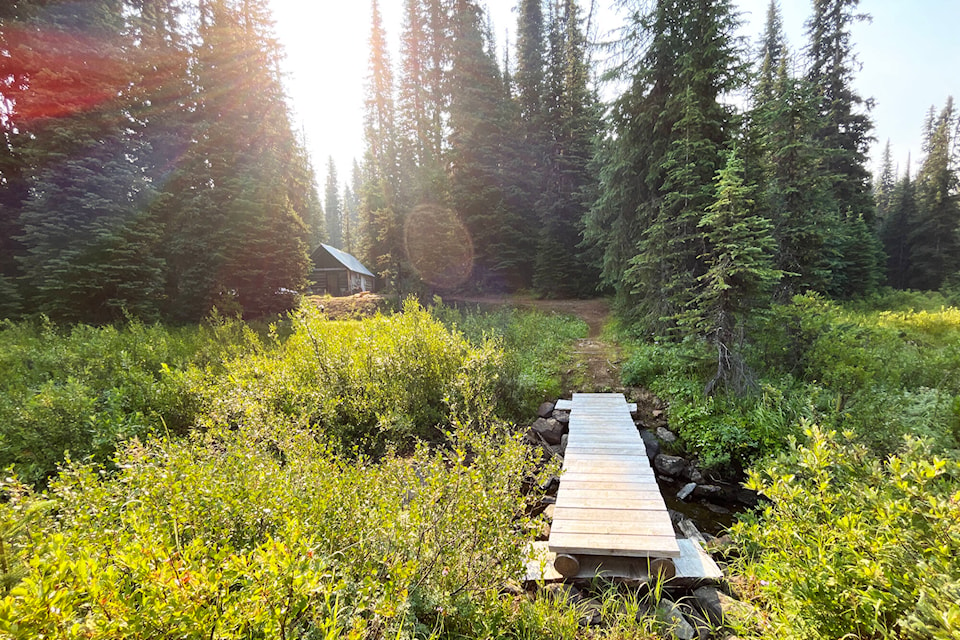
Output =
[
  {"x1": 533, "y1": 0, "x2": 600, "y2": 297},
  {"x1": 324, "y1": 157, "x2": 342, "y2": 248},
  {"x1": 687, "y1": 149, "x2": 780, "y2": 393},
  {"x1": 805, "y1": 0, "x2": 882, "y2": 296},
  {"x1": 163, "y1": 0, "x2": 310, "y2": 319},
  {"x1": 880, "y1": 160, "x2": 915, "y2": 289},
  {"x1": 908, "y1": 97, "x2": 960, "y2": 290},
  {"x1": 588, "y1": 0, "x2": 746, "y2": 328},
  {"x1": 874, "y1": 138, "x2": 896, "y2": 224},
  {"x1": 14, "y1": 0, "x2": 166, "y2": 322}
]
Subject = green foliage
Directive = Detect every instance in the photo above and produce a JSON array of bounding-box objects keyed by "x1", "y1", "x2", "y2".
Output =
[
  {"x1": 0, "y1": 422, "x2": 545, "y2": 638},
  {"x1": 429, "y1": 302, "x2": 588, "y2": 418},
  {"x1": 732, "y1": 426, "x2": 960, "y2": 639},
  {"x1": 0, "y1": 317, "x2": 252, "y2": 486}
]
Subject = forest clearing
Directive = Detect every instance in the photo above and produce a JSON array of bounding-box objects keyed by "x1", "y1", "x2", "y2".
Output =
[{"x1": 2, "y1": 0, "x2": 959, "y2": 637}]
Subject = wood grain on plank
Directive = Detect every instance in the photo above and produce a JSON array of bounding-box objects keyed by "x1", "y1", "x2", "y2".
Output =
[{"x1": 550, "y1": 532, "x2": 681, "y2": 557}]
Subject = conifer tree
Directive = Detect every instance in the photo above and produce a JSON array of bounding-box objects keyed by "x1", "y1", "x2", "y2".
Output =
[
  {"x1": 324, "y1": 157, "x2": 343, "y2": 248},
  {"x1": 14, "y1": 0, "x2": 166, "y2": 322},
  {"x1": 881, "y1": 161, "x2": 915, "y2": 289},
  {"x1": 805, "y1": 0, "x2": 882, "y2": 296},
  {"x1": 534, "y1": 0, "x2": 601, "y2": 297},
  {"x1": 909, "y1": 97, "x2": 960, "y2": 290},
  {"x1": 874, "y1": 139, "x2": 896, "y2": 224},
  {"x1": 589, "y1": 0, "x2": 745, "y2": 328},
  {"x1": 688, "y1": 149, "x2": 780, "y2": 393}
]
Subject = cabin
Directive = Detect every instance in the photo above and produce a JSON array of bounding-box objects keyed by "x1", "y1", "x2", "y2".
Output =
[{"x1": 309, "y1": 244, "x2": 376, "y2": 296}]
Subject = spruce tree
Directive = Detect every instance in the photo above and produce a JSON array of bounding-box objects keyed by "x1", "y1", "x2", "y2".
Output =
[
  {"x1": 881, "y1": 161, "x2": 915, "y2": 289},
  {"x1": 533, "y1": 0, "x2": 601, "y2": 297},
  {"x1": 324, "y1": 157, "x2": 343, "y2": 248},
  {"x1": 909, "y1": 98, "x2": 960, "y2": 290},
  {"x1": 874, "y1": 139, "x2": 896, "y2": 224},
  {"x1": 688, "y1": 149, "x2": 780, "y2": 393},
  {"x1": 14, "y1": 0, "x2": 166, "y2": 322},
  {"x1": 588, "y1": 0, "x2": 746, "y2": 328},
  {"x1": 805, "y1": 0, "x2": 882, "y2": 296}
]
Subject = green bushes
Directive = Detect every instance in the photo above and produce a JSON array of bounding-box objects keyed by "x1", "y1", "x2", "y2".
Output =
[
  {"x1": 195, "y1": 300, "x2": 506, "y2": 455},
  {"x1": 430, "y1": 302, "x2": 588, "y2": 418},
  {"x1": 621, "y1": 293, "x2": 960, "y2": 470},
  {"x1": 0, "y1": 317, "x2": 252, "y2": 485},
  {"x1": 731, "y1": 426, "x2": 960, "y2": 639},
  {"x1": 0, "y1": 424, "x2": 546, "y2": 638}
]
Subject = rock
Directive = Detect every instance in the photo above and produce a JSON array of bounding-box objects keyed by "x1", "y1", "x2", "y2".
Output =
[
  {"x1": 657, "y1": 599, "x2": 697, "y2": 640},
  {"x1": 537, "y1": 521, "x2": 551, "y2": 541},
  {"x1": 537, "y1": 401, "x2": 556, "y2": 418},
  {"x1": 559, "y1": 433, "x2": 568, "y2": 454},
  {"x1": 551, "y1": 410, "x2": 570, "y2": 424},
  {"x1": 543, "y1": 503, "x2": 556, "y2": 520},
  {"x1": 530, "y1": 418, "x2": 564, "y2": 445},
  {"x1": 693, "y1": 484, "x2": 723, "y2": 500},
  {"x1": 693, "y1": 586, "x2": 756, "y2": 626},
  {"x1": 656, "y1": 426, "x2": 678, "y2": 443},
  {"x1": 654, "y1": 454, "x2": 687, "y2": 478},
  {"x1": 705, "y1": 503, "x2": 731, "y2": 515},
  {"x1": 541, "y1": 475, "x2": 560, "y2": 496},
  {"x1": 652, "y1": 409, "x2": 664, "y2": 419},
  {"x1": 501, "y1": 581, "x2": 524, "y2": 596},
  {"x1": 677, "y1": 518, "x2": 707, "y2": 546},
  {"x1": 528, "y1": 495, "x2": 556, "y2": 517},
  {"x1": 677, "y1": 482, "x2": 697, "y2": 501},
  {"x1": 683, "y1": 465, "x2": 704, "y2": 483},
  {"x1": 679, "y1": 603, "x2": 712, "y2": 640},
  {"x1": 736, "y1": 488, "x2": 761, "y2": 508},
  {"x1": 640, "y1": 429, "x2": 661, "y2": 460}
]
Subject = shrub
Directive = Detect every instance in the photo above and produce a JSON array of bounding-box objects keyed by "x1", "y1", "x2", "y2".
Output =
[
  {"x1": 0, "y1": 423, "x2": 547, "y2": 638},
  {"x1": 731, "y1": 426, "x2": 960, "y2": 639}
]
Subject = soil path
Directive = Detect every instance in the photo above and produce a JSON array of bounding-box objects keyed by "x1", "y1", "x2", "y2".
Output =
[{"x1": 446, "y1": 296, "x2": 621, "y2": 392}]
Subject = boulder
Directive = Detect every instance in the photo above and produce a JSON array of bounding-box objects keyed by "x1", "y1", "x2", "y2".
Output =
[
  {"x1": 683, "y1": 465, "x2": 704, "y2": 483},
  {"x1": 541, "y1": 582, "x2": 583, "y2": 604},
  {"x1": 551, "y1": 409, "x2": 570, "y2": 424},
  {"x1": 654, "y1": 454, "x2": 687, "y2": 478},
  {"x1": 657, "y1": 598, "x2": 696, "y2": 640},
  {"x1": 693, "y1": 586, "x2": 756, "y2": 626},
  {"x1": 677, "y1": 482, "x2": 697, "y2": 501},
  {"x1": 693, "y1": 484, "x2": 723, "y2": 500},
  {"x1": 537, "y1": 401, "x2": 556, "y2": 418},
  {"x1": 640, "y1": 429, "x2": 661, "y2": 460},
  {"x1": 656, "y1": 426, "x2": 678, "y2": 443},
  {"x1": 559, "y1": 433, "x2": 569, "y2": 454},
  {"x1": 530, "y1": 417, "x2": 564, "y2": 445}
]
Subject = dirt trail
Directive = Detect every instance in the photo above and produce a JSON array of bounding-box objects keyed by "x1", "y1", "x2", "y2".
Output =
[{"x1": 447, "y1": 296, "x2": 622, "y2": 392}]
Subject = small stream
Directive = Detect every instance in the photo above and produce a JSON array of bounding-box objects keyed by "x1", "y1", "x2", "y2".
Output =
[{"x1": 657, "y1": 477, "x2": 744, "y2": 537}]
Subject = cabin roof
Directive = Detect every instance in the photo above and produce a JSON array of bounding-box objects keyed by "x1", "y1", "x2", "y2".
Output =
[{"x1": 312, "y1": 244, "x2": 375, "y2": 278}]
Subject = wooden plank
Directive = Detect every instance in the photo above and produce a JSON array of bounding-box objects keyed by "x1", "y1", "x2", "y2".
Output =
[
  {"x1": 550, "y1": 532, "x2": 681, "y2": 558},
  {"x1": 560, "y1": 479, "x2": 658, "y2": 491},
  {"x1": 558, "y1": 487, "x2": 665, "y2": 501},
  {"x1": 552, "y1": 506, "x2": 676, "y2": 525},
  {"x1": 554, "y1": 399, "x2": 574, "y2": 411},
  {"x1": 561, "y1": 473, "x2": 656, "y2": 484},
  {"x1": 563, "y1": 461, "x2": 651, "y2": 473},
  {"x1": 551, "y1": 518, "x2": 675, "y2": 537},
  {"x1": 674, "y1": 538, "x2": 724, "y2": 581},
  {"x1": 555, "y1": 495, "x2": 666, "y2": 511}
]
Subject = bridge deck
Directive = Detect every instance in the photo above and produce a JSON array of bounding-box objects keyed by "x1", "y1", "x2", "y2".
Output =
[{"x1": 548, "y1": 393, "x2": 680, "y2": 559}]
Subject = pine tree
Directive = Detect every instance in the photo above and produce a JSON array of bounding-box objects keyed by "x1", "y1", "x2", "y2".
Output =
[
  {"x1": 909, "y1": 98, "x2": 960, "y2": 290},
  {"x1": 324, "y1": 157, "x2": 343, "y2": 248},
  {"x1": 687, "y1": 149, "x2": 780, "y2": 393}
]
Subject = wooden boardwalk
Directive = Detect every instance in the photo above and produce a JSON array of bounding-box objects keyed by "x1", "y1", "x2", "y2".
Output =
[{"x1": 548, "y1": 393, "x2": 680, "y2": 573}]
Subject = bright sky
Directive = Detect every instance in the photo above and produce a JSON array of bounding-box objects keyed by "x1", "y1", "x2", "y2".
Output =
[{"x1": 270, "y1": 0, "x2": 960, "y2": 191}]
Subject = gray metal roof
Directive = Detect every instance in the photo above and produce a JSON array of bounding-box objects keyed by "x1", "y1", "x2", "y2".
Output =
[{"x1": 320, "y1": 244, "x2": 375, "y2": 278}]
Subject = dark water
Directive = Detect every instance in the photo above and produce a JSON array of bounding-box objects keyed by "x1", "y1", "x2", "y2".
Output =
[{"x1": 657, "y1": 477, "x2": 742, "y2": 537}]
